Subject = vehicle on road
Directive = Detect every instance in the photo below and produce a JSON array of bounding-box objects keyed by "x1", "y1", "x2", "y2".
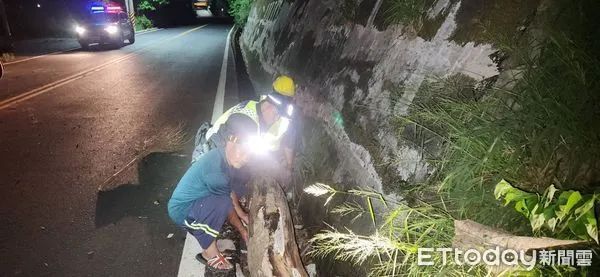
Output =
[
  {"x1": 75, "y1": 5, "x2": 135, "y2": 49},
  {"x1": 192, "y1": 0, "x2": 209, "y2": 10}
]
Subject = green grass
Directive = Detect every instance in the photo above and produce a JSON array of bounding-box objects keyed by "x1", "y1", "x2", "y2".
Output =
[
  {"x1": 135, "y1": 15, "x2": 153, "y2": 31},
  {"x1": 382, "y1": 0, "x2": 427, "y2": 32},
  {"x1": 305, "y1": 185, "x2": 488, "y2": 277},
  {"x1": 400, "y1": 6, "x2": 600, "y2": 236},
  {"x1": 228, "y1": 0, "x2": 254, "y2": 26},
  {"x1": 304, "y1": 1, "x2": 600, "y2": 276}
]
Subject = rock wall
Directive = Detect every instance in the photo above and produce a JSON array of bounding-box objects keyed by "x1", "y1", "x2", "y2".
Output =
[{"x1": 239, "y1": 0, "x2": 545, "y2": 239}]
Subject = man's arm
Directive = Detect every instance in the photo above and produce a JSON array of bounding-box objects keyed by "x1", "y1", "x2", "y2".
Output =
[{"x1": 230, "y1": 191, "x2": 249, "y2": 225}]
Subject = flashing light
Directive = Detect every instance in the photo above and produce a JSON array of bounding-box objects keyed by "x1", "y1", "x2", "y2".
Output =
[
  {"x1": 91, "y1": 5, "x2": 122, "y2": 13},
  {"x1": 105, "y1": 25, "x2": 119, "y2": 34},
  {"x1": 106, "y1": 6, "x2": 122, "y2": 12}
]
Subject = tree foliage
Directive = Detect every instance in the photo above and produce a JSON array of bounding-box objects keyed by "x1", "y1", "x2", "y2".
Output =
[
  {"x1": 138, "y1": 0, "x2": 169, "y2": 11},
  {"x1": 228, "y1": 0, "x2": 253, "y2": 26},
  {"x1": 495, "y1": 180, "x2": 599, "y2": 243}
]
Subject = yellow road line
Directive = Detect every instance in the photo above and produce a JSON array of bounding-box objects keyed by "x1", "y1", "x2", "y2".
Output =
[
  {"x1": 5, "y1": 29, "x2": 163, "y2": 66},
  {"x1": 0, "y1": 25, "x2": 206, "y2": 111},
  {"x1": 4, "y1": 47, "x2": 79, "y2": 65}
]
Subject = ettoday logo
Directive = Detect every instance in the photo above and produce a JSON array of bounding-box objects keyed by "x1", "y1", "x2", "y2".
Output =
[{"x1": 417, "y1": 247, "x2": 593, "y2": 270}]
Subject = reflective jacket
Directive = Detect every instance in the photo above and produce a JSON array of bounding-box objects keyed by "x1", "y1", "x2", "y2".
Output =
[{"x1": 205, "y1": 100, "x2": 290, "y2": 151}]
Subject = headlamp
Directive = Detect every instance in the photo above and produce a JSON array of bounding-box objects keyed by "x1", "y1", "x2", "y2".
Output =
[
  {"x1": 245, "y1": 135, "x2": 269, "y2": 155},
  {"x1": 267, "y1": 94, "x2": 282, "y2": 105}
]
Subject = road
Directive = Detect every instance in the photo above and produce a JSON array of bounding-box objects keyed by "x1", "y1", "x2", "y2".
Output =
[{"x1": 0, "y1": 24, "x2": 241, "y2": 277}]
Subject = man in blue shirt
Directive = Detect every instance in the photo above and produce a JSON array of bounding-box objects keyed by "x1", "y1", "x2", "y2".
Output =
[{"x1": 168, "y1": 114, "x2": 256, "y2": 272}]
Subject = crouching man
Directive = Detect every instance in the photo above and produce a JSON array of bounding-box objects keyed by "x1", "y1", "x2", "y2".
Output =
[{"x1": 168, "y1": 114, "x2": 257, "y2": 272}]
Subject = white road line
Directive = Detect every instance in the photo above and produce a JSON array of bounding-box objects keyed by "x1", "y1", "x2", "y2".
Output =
[
  {"x1": 177, "y1": 26, "x2": 234, "y2": 277},
  {"x1": 211, "y1": 27, "x2": 234, "y2": 124},
  {"x1": 0, "y1": 26, "x2": 205, "y2": 111},
  {"x1": 4, "y1": 29, "x2": 162, "y2": 66},
  {"x1": 177, "y1": 233, "x2": 206, "y2": 276},
  {"x1": 136, "y1": 28, "x2": 162, "y2": 35}
]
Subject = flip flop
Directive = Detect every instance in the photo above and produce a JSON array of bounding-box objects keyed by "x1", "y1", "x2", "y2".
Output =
[{"x1": 196, "y1": 252, "x2": 233, "y2": 273}]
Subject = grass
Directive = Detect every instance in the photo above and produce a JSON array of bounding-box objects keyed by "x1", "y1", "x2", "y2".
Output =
[
  {"x1": 383, "y1": 0, "x2": 427, "y2": 27},
  {"x1": 304, "y1": 1, "x2": 600, "y2": 275},
  {"x1": 294, "y1": 0, "x2": 600, "y2": 275},
  {"x1": 305, "y1": 184, "x2": 490, "y2": 277},
  {"x1": 398, "y1": 1, "x2": 600, "y2": 237},
  {"x1": 135, "y1": 15, "x2": 154, "y2": 32}
]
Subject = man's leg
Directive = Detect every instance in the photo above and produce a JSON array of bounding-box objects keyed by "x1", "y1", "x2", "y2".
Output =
[
  {"x1": 184, "y1": 195, "x2": 233, "y2": 269},
  {"x1": 201, "y1": 240, "x2": 230, "y2": 270}
]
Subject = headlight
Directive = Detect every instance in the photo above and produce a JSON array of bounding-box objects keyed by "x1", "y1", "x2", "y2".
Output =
[
  {"x1": 75, "y1": 26, "x2": 86, "y2": 35},
  {"x1": 245, "y1": 136, "x2": 269, "y2": 155},
  {"x1": 105, "y1": 25, "x2": 119, "y2": 34}
]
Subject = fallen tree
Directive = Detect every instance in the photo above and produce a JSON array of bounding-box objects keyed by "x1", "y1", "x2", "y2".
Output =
[
  {"x1": 247, "y1": 176, "x2": 309, "y2": 277},
  {"x1": 453, "y1": 220, "x2": 589, "y2": 274},
  {"x1": 453, "y1": 219, "x2": 589, "y2": 254}
]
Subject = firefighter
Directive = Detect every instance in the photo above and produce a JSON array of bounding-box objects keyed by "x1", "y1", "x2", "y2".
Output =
[{"x1": 192, "y1": 75, "x2": 298, "y2": 177}]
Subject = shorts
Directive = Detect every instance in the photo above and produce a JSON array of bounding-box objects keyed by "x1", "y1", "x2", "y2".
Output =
[{"x1": 183, "y1": 194, "x2": 232, "y2": 249}]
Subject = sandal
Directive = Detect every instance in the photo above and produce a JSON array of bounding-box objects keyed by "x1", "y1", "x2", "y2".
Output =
[{"x1": 196, "y1": 252, "x2": 233, "y2": 272}]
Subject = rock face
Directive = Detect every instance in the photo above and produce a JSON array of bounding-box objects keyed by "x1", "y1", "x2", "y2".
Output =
[
  {"x1": 239, "y1": 0, "x2": 547, "y2": 273},
  {"x1": 240, "y1": 0, "x2": 531, "y2": 193}
]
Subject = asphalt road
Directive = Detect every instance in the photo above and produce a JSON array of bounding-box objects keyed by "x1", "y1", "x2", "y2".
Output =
[{"x1": 0, "y1": 24, "x2": 239, "y2": 277}]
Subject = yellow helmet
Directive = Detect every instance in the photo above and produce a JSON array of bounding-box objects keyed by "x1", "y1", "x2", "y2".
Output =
[{"x1": 272, "y1": 75, "x2": 295, "y2": 97}]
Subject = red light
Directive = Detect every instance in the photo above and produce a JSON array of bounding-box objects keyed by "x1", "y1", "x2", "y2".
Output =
[{"x1": 106, "y1": 6, "x2": 122, "y2": 13}]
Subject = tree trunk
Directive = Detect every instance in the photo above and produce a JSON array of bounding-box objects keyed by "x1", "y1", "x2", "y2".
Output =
[
  {"x1": 247, "y1": 176, "x2": 308, "y2": 277},
  {"x1": 453, "y1": 220, "x2": 588, "y2": 253},
  {"x1": 453, "y1": 220, "x2": 589, "y2": 274}
]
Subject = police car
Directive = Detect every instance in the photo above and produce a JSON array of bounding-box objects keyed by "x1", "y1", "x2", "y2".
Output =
[{"x1": 75, "y1": 5, "x2": 135, "y2": 49}]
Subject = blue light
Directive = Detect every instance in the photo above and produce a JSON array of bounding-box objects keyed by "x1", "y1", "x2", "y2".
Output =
[{"x1": 91, "y1": 6, "x2": 105, "y2": 11}]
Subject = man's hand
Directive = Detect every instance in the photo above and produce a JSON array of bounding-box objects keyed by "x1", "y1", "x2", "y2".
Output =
[
  {"x1": 240, "y1": 228, "x2": 249, "y2": 245},
  {"x1": 231, "y1": 191, "x2": 247, "y2": 221}
]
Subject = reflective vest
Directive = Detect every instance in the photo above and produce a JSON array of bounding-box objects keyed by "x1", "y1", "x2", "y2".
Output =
[{"x1": 205, "y1": 101, "x2": 290, "y2": 151}]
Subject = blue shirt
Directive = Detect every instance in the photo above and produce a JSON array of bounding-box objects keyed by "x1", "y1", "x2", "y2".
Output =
[{"x1": 167, "y1": 148, "x2": 234, "y2": 226}]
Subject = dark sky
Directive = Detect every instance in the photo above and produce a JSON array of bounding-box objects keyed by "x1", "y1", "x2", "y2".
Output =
[
  {"x1": 3, "y1": 0, "x2": 219, "y2": 38},
  {"x1": 4, "y1": 0, "x2": 194, "y2": 16}
]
